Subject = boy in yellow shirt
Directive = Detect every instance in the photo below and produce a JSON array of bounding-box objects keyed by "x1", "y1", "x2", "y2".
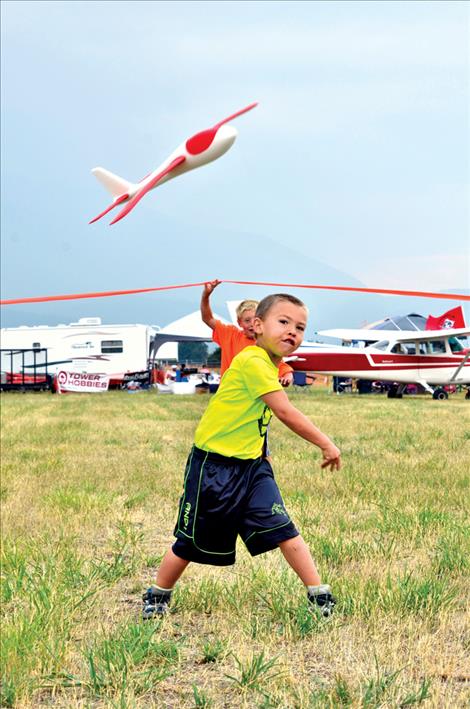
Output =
[{"x1": 143, "y1": 293, "x2": 341, "y2": 619}]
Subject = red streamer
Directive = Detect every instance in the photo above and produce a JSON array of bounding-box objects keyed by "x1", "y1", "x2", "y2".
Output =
[
  {"x1": 0, "y1": 282, "x2": 208, "y2": 305},
  {"x1": 225, "y1": 280, "x2": 470, "y2": 301},
  {"x1": 1, "y1": 280, "x2": 468, "y2": 306}
]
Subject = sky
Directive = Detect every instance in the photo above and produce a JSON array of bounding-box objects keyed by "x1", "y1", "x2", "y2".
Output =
[{"x1": 1, "y1": 0, "x2": 469, "y2": 332}]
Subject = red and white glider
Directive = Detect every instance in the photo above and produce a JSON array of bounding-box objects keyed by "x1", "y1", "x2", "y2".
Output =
[{"x1": 89, "y1": 102, "x2": 258, "y2": 225}]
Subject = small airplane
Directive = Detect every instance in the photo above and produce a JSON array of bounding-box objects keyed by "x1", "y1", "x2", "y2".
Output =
[
  {"x1": 89, "y1": 102, "x2": 258, "y2": 225},
  {"x1": 317, "y1": 306, "x2": 466, "y2": 344},
  {"x1": 289, "y1": 327, "x2": 470, "y2": 399}
]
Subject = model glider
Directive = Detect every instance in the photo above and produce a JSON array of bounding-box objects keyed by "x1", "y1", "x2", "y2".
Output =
[{"x1": 89, "y1": 102, "x2": 258, "y2": 225}]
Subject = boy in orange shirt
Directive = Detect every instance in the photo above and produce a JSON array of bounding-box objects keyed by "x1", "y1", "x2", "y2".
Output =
[{"x1": 201, "y1": 279, "x2": 294, "y2": 385}]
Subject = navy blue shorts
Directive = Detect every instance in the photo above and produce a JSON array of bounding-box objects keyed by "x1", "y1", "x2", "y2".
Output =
[{"x1": 172, "y1": 446, "x2": 298, "y2": 566}]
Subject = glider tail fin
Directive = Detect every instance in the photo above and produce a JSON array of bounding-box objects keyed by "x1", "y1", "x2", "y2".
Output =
[{"x1": 91, "y1": 167, "x2": 133, "y2": 198}]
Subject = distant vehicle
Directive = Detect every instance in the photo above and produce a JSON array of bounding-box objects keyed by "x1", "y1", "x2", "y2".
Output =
[
  {"x1": 290, "y1": 328, "x2": 470, "y2": 400},
  {"x1": 0, "y1": 318, "x2": 165, "y2": 385},
  {"x1": 0, "y1": 348, "x2": 52, "y2": 392}
]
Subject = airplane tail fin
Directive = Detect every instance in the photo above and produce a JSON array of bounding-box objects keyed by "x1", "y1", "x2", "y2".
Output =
[{"x1": 91, "y1": 167, "x2": 133, "y2": 198}]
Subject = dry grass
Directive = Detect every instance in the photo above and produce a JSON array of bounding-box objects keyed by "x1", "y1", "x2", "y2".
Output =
[{"x1": 1, "y1": 389, "x2": 469, "y2": 708}]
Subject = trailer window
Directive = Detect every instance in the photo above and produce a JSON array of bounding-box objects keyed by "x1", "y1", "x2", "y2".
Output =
[
  {"x1": 32, "y1": 342, "x2": 41, "y2": 350},
  {"x1": 101, "y1": 340, "x2": 123, "y2": 354}
]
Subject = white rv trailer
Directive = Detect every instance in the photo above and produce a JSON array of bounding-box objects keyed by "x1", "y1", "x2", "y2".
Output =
[{"x1": 0, "y1": 317, "x2": 177, "y2": 381}]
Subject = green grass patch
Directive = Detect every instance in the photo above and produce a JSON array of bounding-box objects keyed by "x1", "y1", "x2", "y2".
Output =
[{"x1": 1, "y1": 390, "x2": 469, "y2": 707}]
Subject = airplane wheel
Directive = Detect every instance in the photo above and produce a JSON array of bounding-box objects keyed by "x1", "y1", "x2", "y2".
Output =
[
  {"x1": 387, "y1": 384, "x2": 401, "y2": 399},
  {"x1": 465, "y1": 390, "x2": 470, "y2": 400},
  {"x1": 432, "y1": 388, "x2": 448, "y2": 400}
]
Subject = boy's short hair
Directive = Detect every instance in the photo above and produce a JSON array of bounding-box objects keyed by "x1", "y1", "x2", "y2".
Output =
[
  {"x1": 236, "y1": 300, "x2": 258, "y2": 319},
  {"x1": 255, "y1": 293, "x2": 308, "y2": 320}
]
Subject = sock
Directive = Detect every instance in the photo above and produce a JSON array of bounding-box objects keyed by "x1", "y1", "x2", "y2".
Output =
[
  {"x1": 307, "y1": 584, "x2": 331, "y2": 596},
  {"x1": 307, "y1": 584, "x2": 335, "y2": 617}
]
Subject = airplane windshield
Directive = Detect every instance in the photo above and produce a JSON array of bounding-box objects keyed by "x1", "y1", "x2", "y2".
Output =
[
  {"x1": 430, "y1": 340, "x2": 446, "y2": 353},
  {"x1": 391, "y1": 343, "x2": 416, "y2": 355},
  {"x1": 373, "y1": 340, "x2": 389, "y2": 351},
  {"x1": 449, "y1": 337, "x2": 466, "y2": 353},
  {"x1": 419, "y1": 340, "x2": 447, "y2": 355}
]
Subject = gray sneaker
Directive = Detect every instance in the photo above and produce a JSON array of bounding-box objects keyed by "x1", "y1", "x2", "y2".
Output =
[
  {"x1": 307, "y1": 584, "x2": 336, "y2": 618},
  {"x1": 142, "y1": 586, "x2": 172, "y2": 619}
]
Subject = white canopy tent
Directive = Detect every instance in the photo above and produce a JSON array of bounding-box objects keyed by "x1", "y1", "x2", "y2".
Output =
[{"x1": 150, "y1": 310, "x2": 230, "y2": 362}]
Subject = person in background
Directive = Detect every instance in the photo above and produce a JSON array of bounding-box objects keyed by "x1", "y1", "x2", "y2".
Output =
[
  {"x1": 200, "y1": 279, "x2": 294, "y2": 385},
  {"x1": 165, "y1": 366, "x2": 177, "y2": 384}
]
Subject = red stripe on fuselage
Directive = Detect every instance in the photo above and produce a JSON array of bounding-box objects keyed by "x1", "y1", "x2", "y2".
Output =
[
  {"x1": 292, "y1": 352, "x2": 368, "y2": 371},
  {"x1": 369, "y1": 354, "x2": 466, "y2": 366},
  {"x1": 291, "y1": 351, "x2": 469, "y2": 372}
]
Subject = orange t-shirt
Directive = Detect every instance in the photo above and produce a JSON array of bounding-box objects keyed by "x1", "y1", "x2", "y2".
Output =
[{"x1": 212, "y1": 321, "x2": 294, "y2": 378}]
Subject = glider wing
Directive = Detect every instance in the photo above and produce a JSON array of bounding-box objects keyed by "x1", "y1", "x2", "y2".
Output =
[
  {"x1": 89, "y1": 193, "x2": 129, "y2": 224},
  {"x1": 214, "y1": 102, "x2": 258, "y2": 129},
  {"x1": 109, "y1": 155, "x2": 186, "y2": 225}
]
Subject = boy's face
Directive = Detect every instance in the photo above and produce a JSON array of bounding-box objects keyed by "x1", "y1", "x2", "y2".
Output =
[
  {"x1": 253, "y1": 301, "x2": 307, "y2": 360},
  {"x1": 237, "y1": 309, "x2": 256, "y2": 340}
]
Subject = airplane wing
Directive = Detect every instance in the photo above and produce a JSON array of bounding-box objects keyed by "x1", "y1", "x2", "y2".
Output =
[
  {"x1": 389, "y1": 327, "x2": 470, "y2": 342},
  {"x1": 317, "y1": 328, "x2": 405, "y2": 341},
  {"x1": 109, "y1": 155, "x2": 186, "y2": 225},
  {"x1": 318, "y1": 327, "x2": 470, "y2": 342}
]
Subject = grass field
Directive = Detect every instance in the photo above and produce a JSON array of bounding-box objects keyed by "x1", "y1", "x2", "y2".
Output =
[{"x1": 1, "y1": 389, "x2": 469, "y2": 708}]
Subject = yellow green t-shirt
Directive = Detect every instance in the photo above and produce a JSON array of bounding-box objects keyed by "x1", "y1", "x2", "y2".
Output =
[{"x1": 194, "y1": 346, "x2": 282, "y2": 459}]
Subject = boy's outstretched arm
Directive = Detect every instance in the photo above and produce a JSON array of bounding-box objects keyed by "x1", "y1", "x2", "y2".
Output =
[
  {"x1": 200, "y1": 279, "x2": 221, "y2": 330},
  {"x1": 261, "y1": 390, "x2": 341, "y2": 471}
]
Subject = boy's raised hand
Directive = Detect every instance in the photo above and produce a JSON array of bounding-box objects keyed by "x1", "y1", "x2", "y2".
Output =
[
  {"x1": 204, "y1": 279, "x2": 222, "y2": 296},
  {"x1": 201, "y1": 280, "x2": 222, "y2": 330},
  {"x1": 320, "y1": 444, "x2": 341, "y2": 471}
]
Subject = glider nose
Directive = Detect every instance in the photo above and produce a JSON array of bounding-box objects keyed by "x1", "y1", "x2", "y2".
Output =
[
  {"x1": 185, "y1": 123, "x2": 237, "y2": 156},
  {"x1": 217, "y1": 123, "x2": 238, "y2": 149}
]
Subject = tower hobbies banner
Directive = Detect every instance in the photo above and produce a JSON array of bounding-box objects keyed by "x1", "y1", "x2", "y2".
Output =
[{"x1": 57, "y1": 371, "x2": 109, "y2": 393}]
